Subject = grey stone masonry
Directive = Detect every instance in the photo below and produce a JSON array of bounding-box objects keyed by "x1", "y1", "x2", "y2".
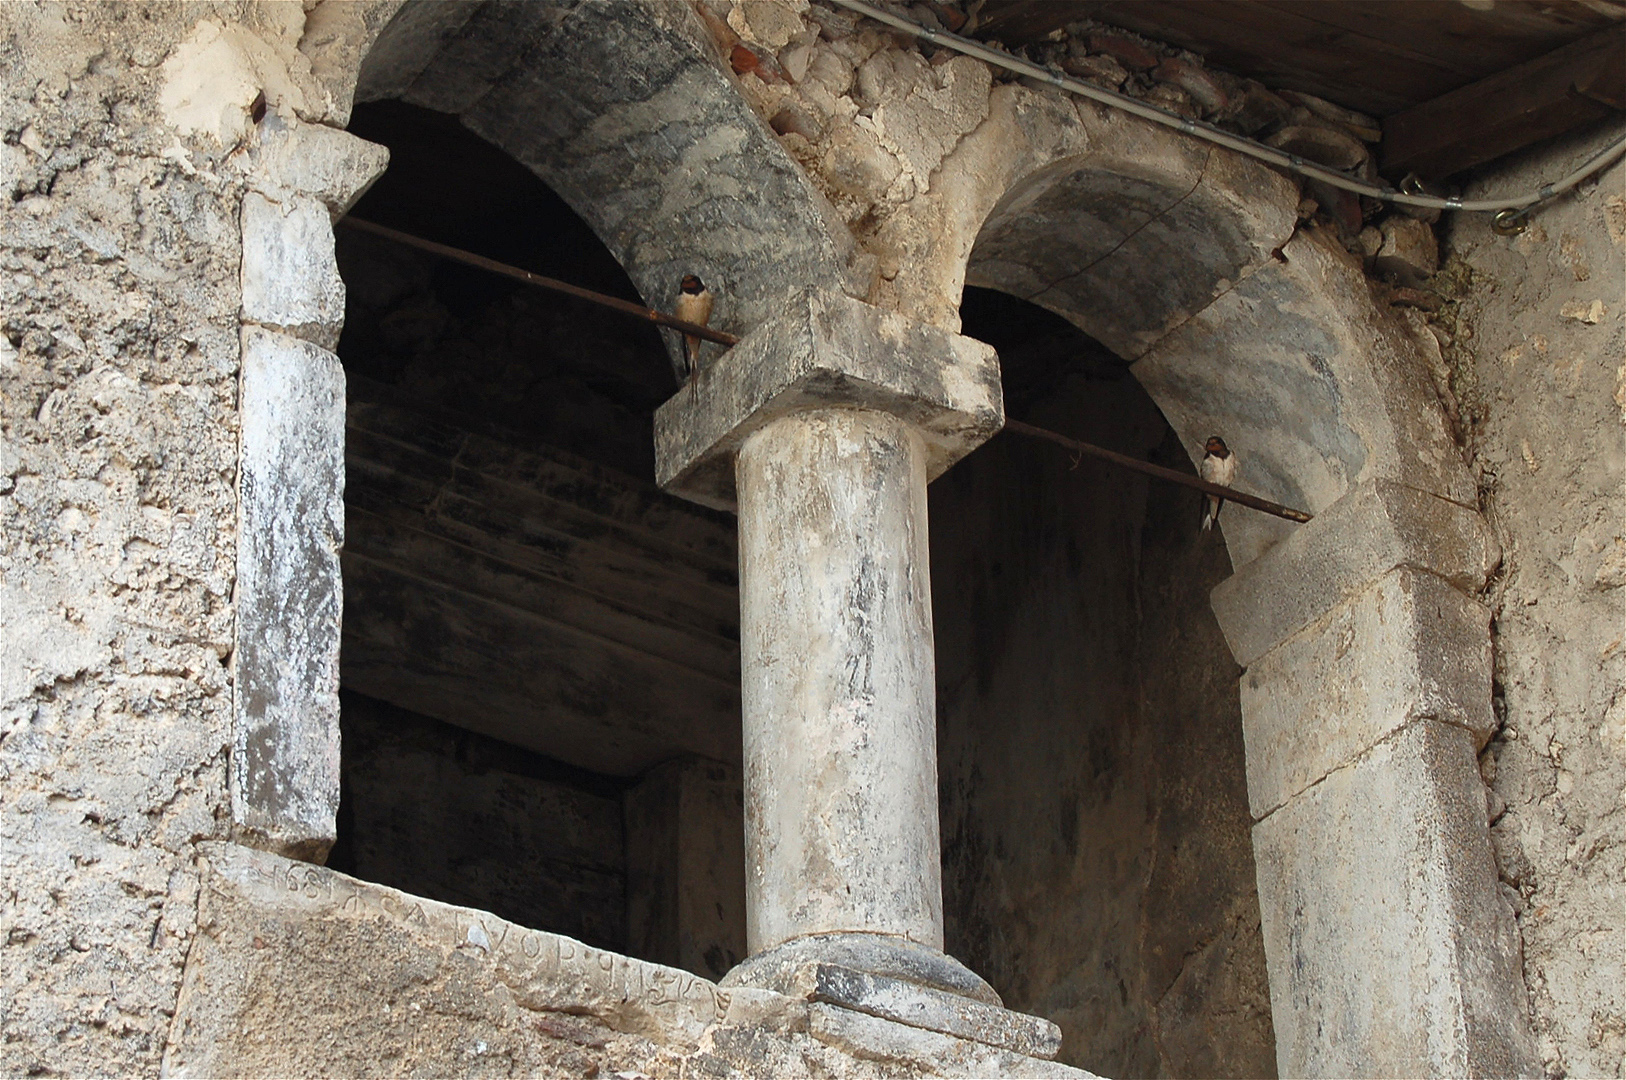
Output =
[
  {"x1": 1240, "y1": 566, "x2": 1495, "y2": 818},
  {"x1": 231, "y1": 328, "x2": 346, "y2": 861},
  {"x1": 655, "y1": 290, "x2": 1003, "y2": 513},
  {"x1": 238, "y1": 116, "x2": 388, "y2": 350},
  {"x1": 1210, "y1": 477, "x2": 1499, "y2": 667},
  {"x1": 1212, "y1": 480, "x2": 1537, "y2": 1078},
  {"x1": 652, "y1": 292, "x2": 1049, "y2": 1053},
  {"x1": 230, "y1": 117, "x2": 386, "y2": 860},
  {"x1": 1252, "y1": 721, "x2": 1537, "y2": 1078}
]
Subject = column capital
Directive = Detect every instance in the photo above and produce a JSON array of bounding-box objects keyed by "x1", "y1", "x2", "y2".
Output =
[{"x1": 654, "y1": 292, "x2": 1003, "y2": 512}]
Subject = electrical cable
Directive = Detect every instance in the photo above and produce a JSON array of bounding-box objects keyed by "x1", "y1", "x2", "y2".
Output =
[{"x1": 827, "y1": 0, "x2": 1626, "y2": 224}]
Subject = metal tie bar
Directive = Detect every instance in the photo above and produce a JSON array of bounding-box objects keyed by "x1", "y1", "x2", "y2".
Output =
[
  {"x1": 337, "y1": 216, "x2": 740, "y2": 347},
  {"x1": 1005, "y1": 420, "x2": 1313, "y2": 523},
  {"x1": 338, "y1": 217, "x2": 1308, "y2": 523}
]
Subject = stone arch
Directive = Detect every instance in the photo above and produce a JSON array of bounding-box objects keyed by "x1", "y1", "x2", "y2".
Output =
[
  {"x1": 229, "y1": 0, "x2": 871, "y2": 869},
  {"x1": 876, "y1": 80, "x2": 1531, "y2": 1078},
  {"x1": 883, "y1": 84, "x2": 1473, "y2": 567},
  {"x1": 262, "y1": 9, "x2": 1535, "y2": 1074},
  {"x1": 326, "y1": 0, "x2": 863, "y2": 367}
]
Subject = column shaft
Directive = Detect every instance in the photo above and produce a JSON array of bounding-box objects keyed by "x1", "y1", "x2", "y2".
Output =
[{"x1": 735, "y1": 408, "x2": 943, "y2": 953}]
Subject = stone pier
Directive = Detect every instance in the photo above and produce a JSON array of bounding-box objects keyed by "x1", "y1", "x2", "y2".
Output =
[
  {"x1": 1211, "y1": 480, "x2": 1540, "y2": 1079},
  {"x1": 654, "y1": 292, "x2": 1060, "y2": 1058}
]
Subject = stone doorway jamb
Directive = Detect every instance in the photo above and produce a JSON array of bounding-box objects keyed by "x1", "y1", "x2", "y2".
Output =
[{"x1": 1211, "y1": 479, "x2": 1539, "y2": 1078}]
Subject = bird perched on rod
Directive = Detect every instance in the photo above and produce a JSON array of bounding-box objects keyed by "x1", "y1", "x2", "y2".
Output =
[
  {"x1": 1199, "y1": 435, "x2": 1235, "y2": 531},
  {"x1": 673, "y1": 274, "x2": 714, "y2": 389}
]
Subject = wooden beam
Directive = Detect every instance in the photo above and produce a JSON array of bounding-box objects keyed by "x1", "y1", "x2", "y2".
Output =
[{"x1": 1382, "y1": 23, "x2": 1626, "y2": 179}]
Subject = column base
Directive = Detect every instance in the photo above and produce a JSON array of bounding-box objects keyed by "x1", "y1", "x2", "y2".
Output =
[{"x1": 721, "y1": 933, "x2": 1062, "y2": 1060}]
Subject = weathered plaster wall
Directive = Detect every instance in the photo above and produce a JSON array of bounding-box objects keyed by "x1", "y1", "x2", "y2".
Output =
[
  {"x1": 1, "y1": 1, "x2": 397, "y2": 1070},
  {"x1": 1445, "y1": 127, "x2": 1626, "y2": 1080},
  {"x1": 933, "y1": 298, "x2": 1275, "y2": 1079}
]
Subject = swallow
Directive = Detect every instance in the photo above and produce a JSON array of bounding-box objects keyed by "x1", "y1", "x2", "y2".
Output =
[
  {"x1": 1199, "y1": 435, "x2": 1235, "y2": 531},
  {"x1": 673, "y1": 274, "x2": 714, "y2": 389}
]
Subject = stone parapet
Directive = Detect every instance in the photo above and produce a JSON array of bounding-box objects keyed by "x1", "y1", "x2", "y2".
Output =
[
  {"x1": 163, "y1": 844, "x2": 1096, "y2": 1079},
  {"x1": 1211, "y1": 478, "x2": 1498, "y2": 668},
  {"x1": 654, "y1": 291, "x2": 1003, "y2": 512},
  {"x1": 1241, "y1": 566, "x2": 1495, "y2": 819}
]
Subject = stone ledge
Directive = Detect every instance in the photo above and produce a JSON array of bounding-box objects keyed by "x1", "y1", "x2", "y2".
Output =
[
  {"x1": 1210, "y1": 478, "x2": 1498, "y2": 667},
  {"x1": 654, "y1": 291, "x2": 1003, "y2": 512},
  {"x1": 165, "y1": 843, "x2": 1094, "y2": 1079},
  {"x1": 797, "y1": 962, "x2": 1062, "y2": 1059},
  {"x1": 1241, "y1": 566, "x2": 1494, "y2": 819}
]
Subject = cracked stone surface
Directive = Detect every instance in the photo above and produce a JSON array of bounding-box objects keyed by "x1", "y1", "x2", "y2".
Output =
[{"x1": 2, "y1": 0, "x2": 1614, "y2": 1076}]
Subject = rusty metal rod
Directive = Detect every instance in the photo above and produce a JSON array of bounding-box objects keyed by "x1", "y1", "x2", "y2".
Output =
[
  {"x1": 337, "y1": 216, "x2": 741, "y2": 347},
  {"x1": 337, "y1": 216, "x2": 1309, "y2": 523},
  {"x1": 1004, "y1": 418, "x2": 1313, "y2": 524}
]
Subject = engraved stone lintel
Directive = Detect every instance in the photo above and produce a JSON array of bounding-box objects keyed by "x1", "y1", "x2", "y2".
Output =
[{"x1": 653, "y1": 291, "x2": 1004, "y2": 512}]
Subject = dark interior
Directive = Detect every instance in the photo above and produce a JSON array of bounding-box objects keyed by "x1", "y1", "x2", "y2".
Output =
[{"x1": 329, "y1": 99, "x2": 1275, "y2": 1077}]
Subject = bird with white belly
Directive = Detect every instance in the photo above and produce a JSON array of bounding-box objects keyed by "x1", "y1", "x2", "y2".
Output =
[
  {"x1": 673, "y1": 274, "x2": 714, "y2": 391},
  {"x1": 1199, "y1": 435, "x2": 1235, "y2": 531}
]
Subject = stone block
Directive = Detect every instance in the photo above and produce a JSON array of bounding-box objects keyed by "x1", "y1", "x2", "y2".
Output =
[
  {"x1": 249, "y1": 116, "x2": 389, "y2": 214},
  {"x1": 788, "y1": 963, "x2": 1061, "y2": 1059},
  {"x1": 240, "y1": 191, "x2": 347, "y2": 348},
  {"x1": 167, "y1": 842, "x2": 735, "y2": 1076},
  {"x1": 654, "y1": 291, "x2": 1003, "y2": 512},
  {"x1": 1376, "y1": 214, "x2": 1439, "y2": 287},
  {"x1": 1211, "y1": 478, "x2": 1498, "y2": 667},
  {"x1": 167, "y1": 843, "x2": 1087, "y2": 1079},
  {"x1": 1241, "y1": 567, "x2": 1494, "y2": 818},
  {"x1": 806, "y1": 1005, "x2": 1096, "y2": 1078},
  {"x1": 232, "y1": 328, "x2": 345, "y2": 861},
  {"x1": 1252, "y1": 720, "x2": 1538, "y2": 1079}
]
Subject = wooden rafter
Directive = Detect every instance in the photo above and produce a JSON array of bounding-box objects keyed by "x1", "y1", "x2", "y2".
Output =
[{"x1": 1381, "y1": 23, "x2": 1626, "y2": 179}]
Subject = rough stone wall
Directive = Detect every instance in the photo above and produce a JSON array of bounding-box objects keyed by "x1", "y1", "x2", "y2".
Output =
[
  {"x1": 0, "y1": 2, "x2": 385, "y2": 1072},
  {"x1": 932, "y1": 300, "x2": 1275, "y2": 1078},
  {"x1": 0, "y1": 4, "x2": 249, "y2": 1074},
  {"x1": 1445, "y1": 128, "x2": 1625, "y2": 1080}
]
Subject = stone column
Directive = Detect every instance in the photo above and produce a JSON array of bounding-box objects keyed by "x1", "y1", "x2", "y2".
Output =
[
  {"x1": 654, "y1": 294, "x2": 1062, "y2": 1059},
  {"x1": 735, "y1": 407, "x2": 940, "y2": 952},
  {"x1": 1211, "y1": 480, "x2": 1539, "y2": 1079}
]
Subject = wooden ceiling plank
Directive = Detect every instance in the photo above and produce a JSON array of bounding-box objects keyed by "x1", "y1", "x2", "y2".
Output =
[
  {"x1": 1381, "y1": 23, "x2": 1626, "y2": 179},
  {"x1": 974, "y1": 0, "x2": 1106, "y2": 42},
  {"x1": 1263, "y1": 0, "x2": 1625, "y2": 81},
  {"x1": 1086, "y1": 0, "x2": 1440, "y2": 113},
  {"x1": 1254, "y1": 1, "x2": 1523, "y2": 77}
]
